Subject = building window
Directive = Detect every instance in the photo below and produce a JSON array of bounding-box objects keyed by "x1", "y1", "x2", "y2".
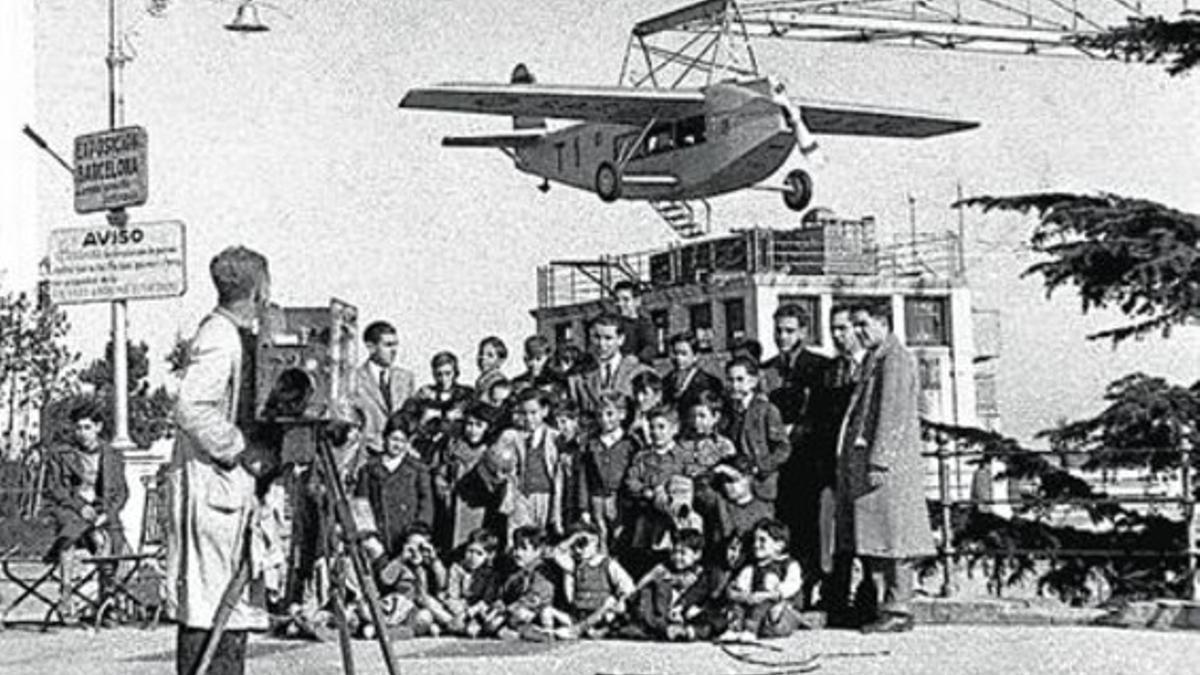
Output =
[
  {"x1": 554, "y1": 322, "x2": 574, "y2": 350},
  {"x1": 650, "y1": 309, "x2": 670, "y2": 357},
  {"x1": 723, "y1": 298, "x2": 745, "y2": 349},
  {"x1": 776, "y1": 295, "x2": 821, "y2": 345},
  {"x1": 689, "y1": 302, "x2": 714, "y2": 352},
  {"x1": 905, "y1": 297, "x2": 949, "y2": 346}
]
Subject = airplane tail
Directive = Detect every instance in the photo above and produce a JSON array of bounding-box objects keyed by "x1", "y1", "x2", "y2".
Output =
[{"x1": 511, "y1": 63, "x2": 546, "y2": 131}]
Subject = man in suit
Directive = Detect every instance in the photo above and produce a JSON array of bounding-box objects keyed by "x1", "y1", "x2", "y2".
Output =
[
  {"x1": 662, "y1": 330, "x2": 723, "y2": 419},
  {"x1": 569, "y1": 313, "x2": 653, "y2": 418},
  {"x1": 835, "y1": 302, "x2": 935, "y2": 633},
  {"x1": 784, "y1": 304, "x2": 867, "y2": 608},
  {"x1": 166, "y1": 246, "x2": 273, "y2": 675},
  {"x1": 761, "y1": 303, "x2": 827, "y2": 432},
  {"x1": 354, "y1": 320, "x2": 415, "y2": 456},
  {"x1": 612, "y1": 280, "x2": 658, "y2": 364}
]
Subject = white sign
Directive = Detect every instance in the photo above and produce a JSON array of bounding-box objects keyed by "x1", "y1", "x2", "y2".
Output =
[
  {"x1": 74, "y1": 126, "x2": 149, "y2": 214},
  {"x1": 48, "y1": 221, "x2": 186, "y2": 305}
]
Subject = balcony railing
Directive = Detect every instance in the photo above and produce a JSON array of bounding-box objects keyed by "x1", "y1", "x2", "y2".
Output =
[{"x1": 537, "y1": 219, "x2": 964, "y2": 308}]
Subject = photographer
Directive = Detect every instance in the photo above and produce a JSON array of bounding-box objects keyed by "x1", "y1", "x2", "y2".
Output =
[{"x1": 165, "y1": 246, "x2": 274, "y2": 675}]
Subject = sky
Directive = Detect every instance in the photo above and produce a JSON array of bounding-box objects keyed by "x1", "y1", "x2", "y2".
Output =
[{"x1": 2, "y1": 0, "x2": 1198, "y2": 443}]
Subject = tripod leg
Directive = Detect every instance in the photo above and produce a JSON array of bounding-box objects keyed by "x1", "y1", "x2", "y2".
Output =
[
  {"x1": 330, "y1": 556, "x2": 356, "y2": 675},
  {"x1": 344, "y1": 526, "x2": 400, "y2": 674},
  {"x1": 315, "y1": 437, "x2": 400, "y2": 675}
]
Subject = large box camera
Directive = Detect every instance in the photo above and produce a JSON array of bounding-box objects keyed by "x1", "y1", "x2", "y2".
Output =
[{"x1": 255, "y1": 299, "x2": 359, "y2": 424}]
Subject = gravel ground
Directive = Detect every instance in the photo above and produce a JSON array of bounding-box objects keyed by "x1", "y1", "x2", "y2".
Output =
[{"x1": 1, "y1": 624, "x2": 1199, "y2": 675}]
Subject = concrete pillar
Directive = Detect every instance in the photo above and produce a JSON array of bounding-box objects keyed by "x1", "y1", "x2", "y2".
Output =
[
  {"x1": 949, "y1": 287, "x2": 979, "y2": 428},
  {"x1": 817, "y1": 292, "x2": 834, "y2": 352},
  {"x1": 890, "y1": 294, "x2": 907, "y2": 346}
]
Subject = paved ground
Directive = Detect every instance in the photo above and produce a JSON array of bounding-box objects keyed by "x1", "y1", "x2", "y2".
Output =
[{"x1": 1, "y1": 624, "x2": 1199, "y2": 675}]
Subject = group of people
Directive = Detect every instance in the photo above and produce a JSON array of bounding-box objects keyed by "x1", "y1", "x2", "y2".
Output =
[{"x1": 165, "y1": 248, "x2": 934, "y2": 674}]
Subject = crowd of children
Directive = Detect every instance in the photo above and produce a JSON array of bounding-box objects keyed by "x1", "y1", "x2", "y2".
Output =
[{"x1": 286, "y1": 322, "x2": 814, "y2": 643}]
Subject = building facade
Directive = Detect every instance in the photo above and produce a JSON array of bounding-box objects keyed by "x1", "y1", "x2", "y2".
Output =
[{"x1": 533, "y1": 213, "x2": 1001, "y2": 499}]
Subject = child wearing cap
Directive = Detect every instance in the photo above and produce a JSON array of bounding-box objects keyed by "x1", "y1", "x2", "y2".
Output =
[
  {"x1": 706, "y1": 455, "x2": 775, "y2": 563},
  {"x1": 545, "y1": 521, "x2": 636, "y2": 639}
]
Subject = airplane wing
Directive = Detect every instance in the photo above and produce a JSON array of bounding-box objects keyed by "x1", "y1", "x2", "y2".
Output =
[
  {"x1": 798, "y1": 100, "x2": 978, "y2": 138},
  {"x1": 400, "y1": 83, "x2": 706, "y2": 125},
  {"x1": 442, "y1": 132, "x2": 545, "y2": 148}
]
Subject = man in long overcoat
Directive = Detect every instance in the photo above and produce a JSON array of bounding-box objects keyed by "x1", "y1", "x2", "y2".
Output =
[
  {"x1": 165, "y1": 246, "x2": 273, "y2": 674},
  {"x1": 834, "y1": 302, "x2": 935, "y2": 632}
]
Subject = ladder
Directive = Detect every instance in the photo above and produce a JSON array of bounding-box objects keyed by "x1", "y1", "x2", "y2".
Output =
[{"x1": 650, "y1": 199, "x2": 711, "y2": 239}]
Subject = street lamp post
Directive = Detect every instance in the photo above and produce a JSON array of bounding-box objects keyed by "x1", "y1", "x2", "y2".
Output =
[
  {"x1": 106, "y1": 0, "x2": 134, "y2": 450},
  {"x1": 99, "y1": 0, "x2": 269, "y2": 450}
]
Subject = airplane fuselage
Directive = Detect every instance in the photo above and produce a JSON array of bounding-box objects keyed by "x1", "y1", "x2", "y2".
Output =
[{"x1": 513, "y1": 80, "x2": 796, "y2": 201}]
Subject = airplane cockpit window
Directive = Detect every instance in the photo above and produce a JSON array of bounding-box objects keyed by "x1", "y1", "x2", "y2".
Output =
[
  {"x1": 676, "y1": 116, "x2": 707, "y2": 147},
  {"x1": 614, "y1": 118, "x2": 705, "y2": 161}
]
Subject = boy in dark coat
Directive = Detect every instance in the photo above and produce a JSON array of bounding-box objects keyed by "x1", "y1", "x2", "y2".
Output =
[
  {"x1": 44, "y1": 400, "x2": 129, "y2": 562},
  {"x1": 622, "y1": 528, "x2": 719, "y2": 641},
  {"x1": 724, "y1": 357, "x2": 792, "y2": 507},
  {"x1": 356, "y1": 410, "x2": 434, "y2": 562}
]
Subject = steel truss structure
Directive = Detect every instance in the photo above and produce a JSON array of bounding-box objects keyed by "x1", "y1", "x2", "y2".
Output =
[{"x1": 619, "y1": 0, "x2": 1190, "y2": 88}]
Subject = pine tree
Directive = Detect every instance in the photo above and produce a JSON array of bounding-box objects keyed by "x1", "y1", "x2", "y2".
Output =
[{"x1": 940, "y1": 19, "x2": 1200, "y2": 602}]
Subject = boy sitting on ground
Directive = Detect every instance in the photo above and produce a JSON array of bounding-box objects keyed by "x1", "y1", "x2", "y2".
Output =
[
  {"x1": 484, "y1": 525, "x2": 557, "y2": 640},
  {"x1": 544, "y1": 521, "x2": 636, "y2": 639},
  {"x1": 366, "y1": 522, "x2": 447, "y2": 638},
  {"x1": 719, "y1": 518, "x2": 805, "y2": 641},
  {"x1": 432, "y1": 527, "x2": 500, "y2": 637},
  {"x1": 621, "y1": 528, "x2": 719, "y2": 641}
]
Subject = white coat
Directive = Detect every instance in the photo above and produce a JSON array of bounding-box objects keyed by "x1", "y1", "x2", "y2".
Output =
[{"x1": 164, "y1": 308, "x2": 268, "y2": 631}]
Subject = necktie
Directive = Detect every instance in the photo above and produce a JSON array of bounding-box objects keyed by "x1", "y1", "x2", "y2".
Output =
[
  {"x1": 380, "y1": 368, "x2": 393, "y2": 411},
  {"x1": 603, "y1": 362, "x2": 614, "y2": 388}
]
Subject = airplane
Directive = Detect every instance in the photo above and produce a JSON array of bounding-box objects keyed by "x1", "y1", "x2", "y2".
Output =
[{"x1": 399, "y1": 64, "x2": 978, "y2": 217}]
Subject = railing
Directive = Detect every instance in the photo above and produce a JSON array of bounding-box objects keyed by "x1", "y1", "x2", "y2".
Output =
[
  {"x1": 878, "y1": 233, "x2": 963, "y2": 279},
  {"x1": 537, "y1": 250, "x2": 657, "y2": 309},
  {"x1": 921, "y1": 427, "x2": 1200, "y2": 602},
  {"x1": 536, "y1": 224, "x2": 965, "y2": 309}
]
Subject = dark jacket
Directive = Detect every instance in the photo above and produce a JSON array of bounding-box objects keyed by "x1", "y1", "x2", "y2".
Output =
[
  {"x1": 662, "y1": 367, "x2": 724, "y2": 418},
  {"x1": 762, "y1": 347, "x2": 828, "y2": 428},
  {"x1": 619, "y1": 313, "x2": 659, "y2": 364},
  {"x1": 623, "y1": 445, "x2": 686, "y2": 550},
  {"x1": 511, "y1": 368, "x2": 569, "y2": 401},
  {"x1": 45, "y1": 441, "x2": 128, "y2": 540},
  {"x1": 355, "y1": 455, "x2": 434, "y2": 557},
  {"x1": 577, "y1": 434, "x2": 637, "y2": 509},
  {"x1": 726, "y1": 395, "x2": 792, "y2": 502},
  {"x1": 707, "y1": 494, "x2": 775, "y2": 560}
]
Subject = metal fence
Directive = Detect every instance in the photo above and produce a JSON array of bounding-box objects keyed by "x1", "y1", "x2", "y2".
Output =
[{"x1": 922, "y1": 428, "x2": 1200, "y2": 602}]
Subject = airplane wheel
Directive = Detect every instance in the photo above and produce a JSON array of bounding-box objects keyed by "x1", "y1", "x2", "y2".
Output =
[
  {"x1": 783, "y1": 169, "x2": 813, "y2": 212},
  {"x1": 595, "y1": 162, "x2": 622, "y2": 203}
]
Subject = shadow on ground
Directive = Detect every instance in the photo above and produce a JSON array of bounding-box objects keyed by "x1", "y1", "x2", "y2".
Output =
[{"x1": 124, "y1": 640, "x2": 315, "y2": 663}]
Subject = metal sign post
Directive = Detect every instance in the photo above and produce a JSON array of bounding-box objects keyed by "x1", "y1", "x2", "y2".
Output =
[{"x1": 105, "y1": 0, "x2": 134, "y2": 449}]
